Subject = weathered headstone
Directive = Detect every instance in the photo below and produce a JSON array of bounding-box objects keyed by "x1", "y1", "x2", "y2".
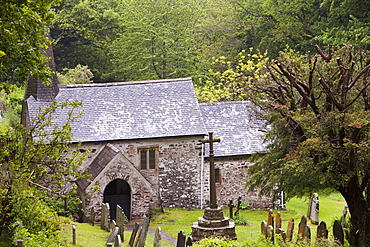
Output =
[
  {"x1": 286, "y1": 217, "x2": 294, "y2": 242},
  {"x1": 72, "y1": 224, "x2": 76, "y2": 245},
  {"x1": 137, "y1": 218, "x2": 150, "y2": 247},
  {"x1": 116, "y1": 205, "x2": 125, "y2": 242},
  {"x1": 186, "y1": 236, "x2": 193, "y2": 246},
  {"x1": 228, "y1": 200, "x2": 234, "y2": 219},
  {"x1": 106, "y1": 227, "x2": 119, "y2": 246},
  {"x1": 176, "y1": 230, "x2": 186, "y2": 247},
  {"x1": 303, "y1": 225, "x2": 311, "y2": 242},
  {"x1": 317, "y1": 221, "x2": 328, "y2": 240},
  {"x1": 90, "y1": 207, "x2": 95, "y2": 226},
  {"x1": 268, "y1": 209, "x2": 274, "y2": 226},
  {"x1": 261, "y1": 221, "x2": 267, "y2": 238},
  {"x1": 154, "y1": 227, "x2": 162, "y2": 247},
  {"x1": 279, "y1": 229, "x2": 286, "y2": 242},
  {"x1": 341, "y1": 206, "x2": 348, "y2": 227},
  {"x1": 133, "y1": 226, "x2": 142, "y2": 247},
  {"x1": 128, "y1": 222, "x2": 140, "y2": 247},
  {"x1": 101, "y1": 203, "x2": 111, "y2": 232},
  {"x1": 275, "y1": 212, "x2": 282, "y2": 234},
  {"x1": 266, "y1": 225, "x2": 274, "y2": 243},
  {"x1": 310, "y1": 193, "x2": 319, "y2": 225},
  {"x1": 333, "y1": 220, "x2": 344, "y2": 245},
  {"x1": 115, "y1": 234, "x2": 122, "y2": 247},
  {"x1": 297, "y1": 215, "x2": 308, "y2": 242},
  {"x1": 307, "y1": 195, "x2": 313, "y2": 220}
]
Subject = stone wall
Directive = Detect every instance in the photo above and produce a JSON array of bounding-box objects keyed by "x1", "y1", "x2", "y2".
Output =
[
  {"x1": 205, "y1": 155, "x2": 273, "y2": 209},
  {"x1": 74, "y1": 136, "x2": 204, "y2": 221}
]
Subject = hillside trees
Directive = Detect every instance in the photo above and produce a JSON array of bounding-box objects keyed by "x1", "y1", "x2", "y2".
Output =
[
  {"x1": 0, "y1": 0, "x2": 60, "y2": 85},
  {"x1": 0, "y1": 101, "x2": 86, "y2": 245}
]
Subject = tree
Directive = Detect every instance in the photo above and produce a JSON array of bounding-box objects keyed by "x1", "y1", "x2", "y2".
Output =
[
  {"x1": 57, "y1": 64, "x2": 94, "y2": 84},
  {"x1": 0, "y1": 100, "x2": 86, "y2": 245},
  {"x1": 204, "y1": 45, "x2": 370, "y2": 245},
  {"x1": 109, "y1": 0, "x2": 204, "y2": 81},
  {"x1": 0, "y1": 0, "x2": 60, "y2": 85},
  {"x1": 240, "y1": 45, "x2": 370, "y2": 246}
]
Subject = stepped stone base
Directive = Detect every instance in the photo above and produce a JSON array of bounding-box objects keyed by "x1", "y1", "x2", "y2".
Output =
[{"x1": 191, "y1": 207, "x2": 237, "y2": 242}]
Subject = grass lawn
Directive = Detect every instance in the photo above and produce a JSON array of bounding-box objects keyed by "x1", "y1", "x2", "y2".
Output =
[{"x1": 59, "y1": 193, "x2": 348, "y2": 246}]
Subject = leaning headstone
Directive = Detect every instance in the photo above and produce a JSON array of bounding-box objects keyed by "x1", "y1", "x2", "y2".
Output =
[
  {"x1": 279, "y1": 229, "x2": 286, "y2": 242},
  {"x1": 154, "y1": 227, "x2": 162, "y2": 247},
  {"x1": 261, "y1": 221, "x2": 268, "y2": 238},
  {"x1": 128, "y1": 223, "x2": 140, "y2": 247},
  {"x1": 106, "y1": 227, "x2": 119, "y2": 246},
  {"x1": 115, "y1": 234, "x2": 122, "y2": 247},
  {"x1": 317, "y1": 221, "x2": 328, "y2": 240},
  {"x1": 90, "y1": 207, "x2": 95, "y2": 226},
  {"x1": 286, "y1": 217, "x2": 294, "y2": 242},
  {"x1": 133, "y1": 226, "x2": 142, "y2": 247},
  {"x1": 101, "y1": 203, "x2": 111, "y2": 232},
  {"x1": 176, "y1": 230, "x2": 186, "y2": 247},
  {"x1": 341, "y1": 206, "x2": 348, "y2": 228},
  {"x1": 137, "y1": 218, "x2": 150, "y2": 247},
  {"x1": 307, "y1": 195, "x2": 313, "y2": 220},
  {"x1": 333, "y1": 220, "x2": 344, "y2": 245},
  {"x1": 275, "y1": 212, "x2": 282, "y2": 234},
  {"x1": 310, "y1": 193, "x2": 319, "y2": 225},
  {"x1": 186, "y1": 236, "x2": 193, "y2": 246},
  {"x1": 297, "y1": 215, "x2": 308, "y2": 242}
]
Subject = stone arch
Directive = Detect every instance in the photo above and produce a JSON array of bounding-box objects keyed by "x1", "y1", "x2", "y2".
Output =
[{"x1": 103, "y1": 179, "x2": 131, "y2": 220}]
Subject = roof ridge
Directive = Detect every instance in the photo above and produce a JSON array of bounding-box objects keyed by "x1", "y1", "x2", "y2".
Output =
[
  {"x1": 199, "y1": 101, "x2": 251, "y2": 106},
  {"x1": 58, "y1": 77, "x2": 192, "y2": 89}
]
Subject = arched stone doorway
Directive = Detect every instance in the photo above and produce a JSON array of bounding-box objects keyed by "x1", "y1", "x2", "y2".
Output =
[{"x1": 103, "y1": 179, "x2": 131, "y2": 220}]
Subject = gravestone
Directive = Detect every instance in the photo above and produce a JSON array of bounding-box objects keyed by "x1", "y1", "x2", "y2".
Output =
[
  {"x1": 154, "y1": 227, "x2": 162, "y2": 247},
  {"x1": 267, "y1": 225, "x2": 274, "y2": 243},
  {"x1": 177, "y1": 230, "x2": 186, "y2": 247},
  {"x1": 106, "y1": 227, "x2": 119, "y2": 246},
  {"x1": 317, "y1": 221, "x2": 328, "y2": 240},
  {"x1": 17, "y1": 240, "x2": 23, "y2": 247},
  {"x1": 228, "y1": 200, "x2": 234, "y2": 219},
  {"x1": 275, "y1": 212, "x2": 282, "y2": 234},
  {"x1": 133, "y1": 227, "x2": 142, "y2": 247},
  {"x1": 333, "y1": 220, "x2": 344, "y2": 245},
  {"x1": 286, "y1": 217, "x2": 294, "y2": 242},
  {"x1": 128, "y1": 223, "x2": 140, "y2": 247},
  {"x1": 341, "y1": 206, "x2": 348, "y2": 227},
  {"x1": 137, "y1": 218, "x2": 150, "y2": 247},
  {"x1": 101, "y1": 203, "x2": 111, "y2": 232},
  {"x1": 307, "y1": 195, "x2": 313, "y2": 220},
  {"x1": 234, "y1": 196, "x2": 242, "y2": 216},
  {"x1": 261, "y1": 221, "x2": 267, "y2": 238},
  {"x1": 310, "y1": 193, "x2": 319, "y2": 225},
  {"x1": 297, "y1": 215, "x2": 308, "y2": 242},
  {"x1": 72, "y1": 225, "x2": 76, "y2": 245},
  {"x1": 303, "y1": 225, "x2": 311, "y2": 242},
  {"x1": 90, "y1": 207, "x2": 95, "y2": 226},
  {"x1": 279, "y1": 229, "x2": 286, "y2": 242},
  {"x1": 116, "y1": 205, "x2": 125, "y2": 242},
  {"x1": 191, "y1": 132, "x2": 236, "y2": 242},
  {"x1": 115, "y1": 234, "x2": 122, "y2": 247},
  {"x1": 186, "y1": 236, "x2": 193, "y2": 246},
  {"x1": 268, "y1": 209, "x2": 274, "y2": 226}
]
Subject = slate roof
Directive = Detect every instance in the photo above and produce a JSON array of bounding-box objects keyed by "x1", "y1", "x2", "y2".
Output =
[
  {"x1": 76, "y1": 143, "x2": 119, "y2": 190},
  {"x1": 26, "y1": 78, "x2": 207, "y2": 142},
  {"x1": 199, "y1": 101, "x2": 267, "y2": 157}
]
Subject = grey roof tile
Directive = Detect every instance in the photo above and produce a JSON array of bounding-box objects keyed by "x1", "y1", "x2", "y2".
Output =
[
  {"x1": 26, "y1": 78, "x2": 207, "y2": 142},
  {"x1": 199, "y1": 101, "x2": 267, "y2": 157}
]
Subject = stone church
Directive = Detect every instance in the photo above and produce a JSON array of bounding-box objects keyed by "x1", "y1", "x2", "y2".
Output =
[{"x1": 22, "y1": 48, "x2": 273, "y2": 221}]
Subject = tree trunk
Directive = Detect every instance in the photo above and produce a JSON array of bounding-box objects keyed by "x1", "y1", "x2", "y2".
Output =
[{"x1": 339, "y1": 180, "x2": 370, "y2": 246}]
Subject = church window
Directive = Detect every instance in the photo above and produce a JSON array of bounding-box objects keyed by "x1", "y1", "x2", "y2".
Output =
[
  {"x1": 138, "y1": 146, "x2": 158, "y2": 170},
  {"x1": 215, "y1": 168, "x2": 220, "y2": 183}
]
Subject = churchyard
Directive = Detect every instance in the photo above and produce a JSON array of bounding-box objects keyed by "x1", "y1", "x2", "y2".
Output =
[{"x1": 58, "y1": 193, "x2": 347, "y2": 246}]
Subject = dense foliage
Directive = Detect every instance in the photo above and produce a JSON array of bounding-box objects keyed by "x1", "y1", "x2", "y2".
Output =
[
  {"x1": 0, "y1": 101, "x2": 86, "y2": 246},
  {"x1": 0, "y1": 0, "x2": 61, "y2": 85}
]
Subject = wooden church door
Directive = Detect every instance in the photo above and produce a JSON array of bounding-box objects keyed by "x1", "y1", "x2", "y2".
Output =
[{"x1": 103, "y1": 179, "x2": 131, "y2": 220}]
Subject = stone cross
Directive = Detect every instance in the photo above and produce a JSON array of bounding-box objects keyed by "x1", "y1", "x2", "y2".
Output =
[{"x1": 201, "y1": 132, "x2": 220, "y2": 209}]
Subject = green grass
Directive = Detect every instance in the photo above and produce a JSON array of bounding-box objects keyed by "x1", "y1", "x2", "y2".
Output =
[{"x1": 58, "y1": 193, "x2": 348, "y2": 246}]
